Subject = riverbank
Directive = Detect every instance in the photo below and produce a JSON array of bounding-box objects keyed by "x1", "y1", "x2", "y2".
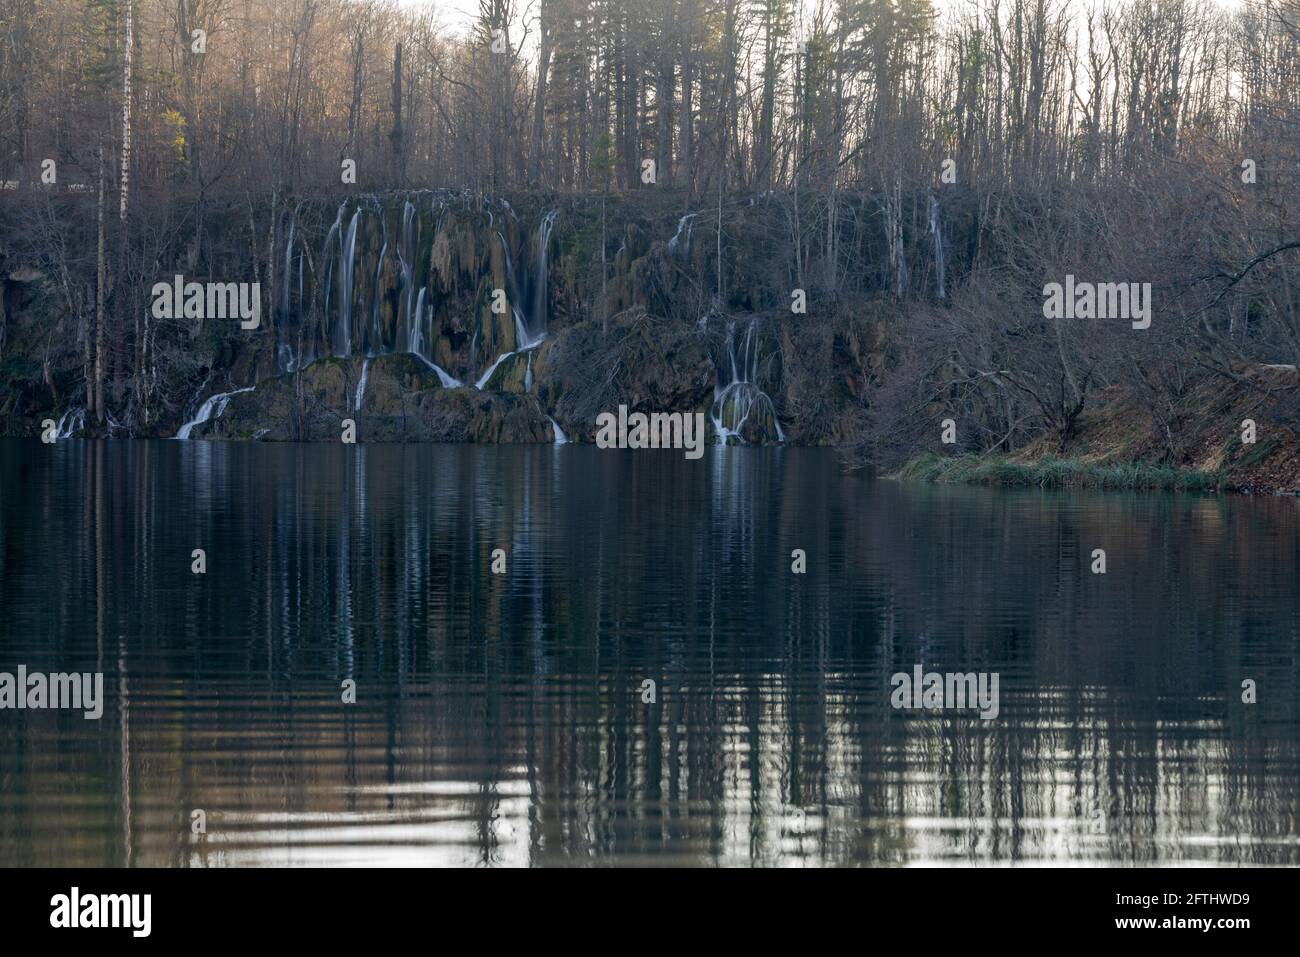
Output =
[
  {"x1": 896, "y1": 452, "x2": 1225, "y2": 492},
  {"x1": 894, "y1": 366, "x2": 1300, "y2": 495}
]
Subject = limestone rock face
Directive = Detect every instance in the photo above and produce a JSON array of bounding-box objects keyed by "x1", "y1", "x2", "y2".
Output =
[
  {"x1": 538, "y1": 311, "x2": 715, "y2": 443},
  {"x1": 0, "y1": 195, "x2": 894, "y2": 445},
  {"x1": 193, "y1": 354, "x2": 553, "y2": 443}
]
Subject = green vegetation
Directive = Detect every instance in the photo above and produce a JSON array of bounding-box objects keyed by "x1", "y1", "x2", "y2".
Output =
[{"x1": 897, "y1": 452, "x2": 1222, "y2": 493}]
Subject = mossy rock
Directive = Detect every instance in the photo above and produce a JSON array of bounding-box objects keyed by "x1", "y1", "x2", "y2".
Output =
[
  {"x1": 712, "y1": 382, "x2": 783, "y2": 444},
  {"x1": 478, "y1": 349, "x2": 535, "y2": 393},
  {"x1": 188, "y1": 352, "x2": 554, "y2": 443}
]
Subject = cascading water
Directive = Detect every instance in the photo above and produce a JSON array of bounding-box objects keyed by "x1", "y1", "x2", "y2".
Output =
[
  {"x1": 255, "y1": 196, "x2": 568, "y2": 433},
  {"x1": 335, "y1": 208, "x2": 360, "y2": 357},
  {"x1": 409, "y1": 286, "x2": 427, "y2": 357},
  {"x1": 473, "y1": 209, "x2": 555, "y2": 389},
  {"x1": 175, "y1": 387, "x2": 254, "y2": 439},
  {"x1": 53, "y1": 406, "x2": 85, "y2": 439},
  {"x1": 475, "y1": 350, "x2": 515, "y2": 390},
  {"x1": 667, "y1": 212, "x2": 697, "y2": 256},
  {"x1": 529, "y1": 210, "x2": 557, "y2": 343},
  {"x1": 354, "y1": 358, "x2": 370, "y2": 411},
  {"x1": 368, "y1": 228, "x2": 388, "y2": 355},
  {"x1": 334, "y1": 196, "x2": 461, "y2": 385},
  {"x1": 403, "y1": 285, "x2": 462, "y2": 387},
  {"x1": 278, "y1": 203, "x2": 309, "y2": 372},
  {"x1": 393, "y1": 200, "x2": 416, "y2": 353},
  {"x1": 104, "y1": 408, "x2": 126, "y2": 436},
  {"x1": 710, "y1": 318, "x2": 785, "y2": 444},
  {"x1": 322, "y1": 203, "x2": 343, "y2": 339},
  {"x1": 419, "y1": 357, "x2": 462, "y2": 388}
]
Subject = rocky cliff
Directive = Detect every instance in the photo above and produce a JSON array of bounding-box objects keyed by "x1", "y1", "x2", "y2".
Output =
[{"x1": 1, "y1": 191, "x2": 891, "y2": 446}]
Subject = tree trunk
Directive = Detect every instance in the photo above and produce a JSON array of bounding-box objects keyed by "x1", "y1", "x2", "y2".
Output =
[
  {"x1": 655, "y1": 44, "x2": 674, "y2": 189},
  {"x1": 600, "y1": 190, "x2": 607, "y2": 335},
  {"x1": 119, "y1": 0, "x2": 132, "y2": 221},
  {"x1": 679, "y1": 5, "x2": 695, "y2": 198},
  {"x1": 529, "y1": 5, "x2": 551, "y2": 186},
  {"x1": 390, "y1": 42, "x2": 404, "y2": 187},
  {"x1": 94, "y1": 147, "x2": 106, "y2": 425}
]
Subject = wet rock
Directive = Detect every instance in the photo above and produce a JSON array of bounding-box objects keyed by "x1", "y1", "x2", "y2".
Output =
[
  {"x1": 538, "y1": 310, "x2": 714, "y2": 442},
  {"x1": 192, "y1": 352, "x2": 553, "y2": 443}
]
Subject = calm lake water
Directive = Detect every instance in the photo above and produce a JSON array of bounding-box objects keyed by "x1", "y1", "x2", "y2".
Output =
[{"x1": 1, "y1": 440, "x2": 1297, "y2": 866}]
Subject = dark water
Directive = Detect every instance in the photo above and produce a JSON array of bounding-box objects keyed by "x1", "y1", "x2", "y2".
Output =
[{"x1": 1, "y1": 440, "x2": 1297, "y2": 866}]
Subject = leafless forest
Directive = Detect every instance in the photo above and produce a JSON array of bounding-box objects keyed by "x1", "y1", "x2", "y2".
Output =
[{"x1": 0, "y1": 0, "x2": 1297, "y2": 468}]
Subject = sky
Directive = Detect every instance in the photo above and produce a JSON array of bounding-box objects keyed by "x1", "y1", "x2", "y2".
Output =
[
  {"x1": 398, "y1": 0, "x2": 486, "y2": 36},
  {"x1": 404, "y1": 0, "x2": 1250, "y2": 42}
]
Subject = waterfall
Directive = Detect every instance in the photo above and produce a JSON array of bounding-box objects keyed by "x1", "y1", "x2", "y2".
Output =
[
  {"x1": 293, "y1": 219, "x2": 307, "y2": 369},
  {"x1": 53, "y1": 406, "x2": 85, "y2": 439},
  {"x1": 513, "y1": 306, "x2": 544, "y2": 351},
  {"x1": 277, "y1": 206, "x2": 297, "y2": 373},
  {"x1": 175, "y1": 387, "x2": 254, "y2": 439},
  {"x1": 104, "y1": 407, "x2": 127, "y2": 436},
  {"x1": 404, "y1": 284, "x2": 461, "y2": 385},
  {"x1": 277, "y1": 343, "x2": 298, "y2": 374},
  {"x1": 354, "y1": 358, "x2": 370, "y2": 411},
  {"x1": 475, "y1": 213, "x2": 551, "y2": 387},
  {"x1": 709, "y1": 318, "x2": 785, "y2": 444},
  {"x1": 263, "y1": 197, "x2": 574, "y2": 402},
  {"x1": 530, "y1": 209, "x2": 557, "y2": 342},
  {"x1": 413, "y1": 355, "x2": 461, "y2": 388},
  {"x1": 396, "y1": 200, "x2": 417, "y2": 350},
  {"x1": 667, "y1": 212, "x2": 697, "y2": 255},
  {"x1": 164, "y1": 198, "x2": 613, "y2": 437},
  {"x1": 493, "y1": 226, "x2": 523, "y2": 337},
  {"x1": 409, "y1": 286, "x2": 427, "y2": 357},
  {"x1": 929, "y1": 194, "x2": 946, "y2": 300},
  {"x1": 335, "y1": 207, "x2": 360, "y2": 357},
  {"x1": 475, "y1": 349, "x2": 516, "y2": 390},
  {"x1": 500, "y1": 211, "x2": 554, "y2": 347},
  {"x1": 369, "y1": 234, "x2": 387, "y2": 355},
  {"x1": 322, "y1": 204, "x2": 343, "y2": 341},
  {"x1": 411, "y1": 355, "x2": 461, "y2": 388},
  {"x1": 183, "y1": 377, "x2": 208, "y2": 416}
]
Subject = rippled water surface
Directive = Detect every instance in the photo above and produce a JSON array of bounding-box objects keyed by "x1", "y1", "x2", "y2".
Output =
[{"x1": 1, "y1": 440, "x2": 1297, "y2": 866}]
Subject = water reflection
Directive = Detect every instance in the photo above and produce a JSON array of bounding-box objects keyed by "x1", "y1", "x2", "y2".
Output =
[{"x1": 0, "y1": 441, "x2": 1296, "y2": 865}]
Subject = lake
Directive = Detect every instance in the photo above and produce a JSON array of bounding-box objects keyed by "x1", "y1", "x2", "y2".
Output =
[{"x1": 1, "y1": 440, "x2": 1297, "y2": 866}]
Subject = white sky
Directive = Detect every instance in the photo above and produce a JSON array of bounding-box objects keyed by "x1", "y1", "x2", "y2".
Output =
[
  {"x1": 402, "y1": 0, "x2": 1249, "y2": 41},
  {"x1": 397, "y1": 0, "x2": 490, "y2": 36}
]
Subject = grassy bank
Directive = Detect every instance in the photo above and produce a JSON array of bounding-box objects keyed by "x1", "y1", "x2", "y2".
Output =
[{"x1": 896, "y1": 452, "x2": 1223, "y2": 492}]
